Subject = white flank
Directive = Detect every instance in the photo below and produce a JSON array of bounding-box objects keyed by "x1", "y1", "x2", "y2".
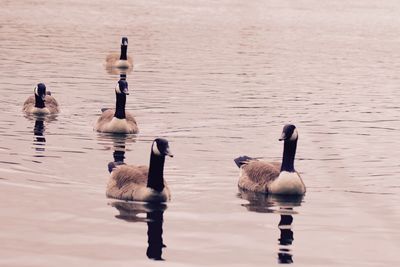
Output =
[
  {"x1": 134, "y1": 187, "x2": 169, "y2": 202},
  {"x1": 115, "y1": 60, "x2": 130, "y2": 68},
  {"x1": 269, "y1": 171, "x2": 306, "y2": 195},
  {"x1": 31, "y1": 107, "x2": 50, "y2": 114},
  {"x1": 104, "y1": 117, "x2": 130, "y2": 133}
]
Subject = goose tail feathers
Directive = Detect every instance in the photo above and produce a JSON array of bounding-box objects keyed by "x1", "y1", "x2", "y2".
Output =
[
  {"x1": 234, "y1": 155, "x2": 254, "y2": 168},
  {"x1": 108, "y1": 161, "x2": 126, "y2": 173}
]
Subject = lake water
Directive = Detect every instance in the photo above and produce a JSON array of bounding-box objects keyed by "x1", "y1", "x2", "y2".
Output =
[{"x1": 0, "y1": 0, "x2": 399, "y2": 266}]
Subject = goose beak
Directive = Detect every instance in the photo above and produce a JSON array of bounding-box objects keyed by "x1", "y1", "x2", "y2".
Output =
[
  {"x1": 123, "y1": 87, "x2": 129, "y2": 95},
  {"x1": 279, "y1": 132, "x2": 287, "y2": 141},
  {"x1": 165, "y1": 148, "x2": 174, "y2": 157}
]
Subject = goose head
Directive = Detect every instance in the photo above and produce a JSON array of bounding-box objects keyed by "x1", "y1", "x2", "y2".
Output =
[
  {"x1": 121, "y1": 37, "x2": 128, "y2": 47},
  {"x1": 279, "y1": 124, "x2": 298, "y2": 142},
  {"x1": 34, "y1": 83, "x2": 47, "y2": 101},
  {"x1": 115, "y1": 79, "x2": 129, "y2": 95},
  {"x1": 152, "y1": 138, "x2": 173, "y2": 158}
]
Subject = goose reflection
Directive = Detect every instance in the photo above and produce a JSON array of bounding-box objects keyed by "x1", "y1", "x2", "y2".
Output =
[
  {"x1": 238, "y1": 189, "x2": 303, "y2": 264},
  {"x1": 25, "y1": 114, "x2": 57, "y2": 159},
  {"x1": 96, "y1": 131, "x2": 136, "y2": 171},
  {"x1": 33, "y1": 118, "x2": 46, "y2": 152},
  {"x1": 108, "y1": 134, "x2": 128, "y2": 172},
  {"x1": 110, "y1": 201, "x2": 167, "y2": 260}
]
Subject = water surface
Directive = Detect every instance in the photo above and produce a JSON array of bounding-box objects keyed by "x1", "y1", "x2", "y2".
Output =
[{"x1": 0, "y1": 0, "x2": 399, "y2": 266}]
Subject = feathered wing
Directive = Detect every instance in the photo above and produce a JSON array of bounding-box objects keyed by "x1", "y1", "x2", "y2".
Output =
[
  {"x1": 105, "y1": 53, "x2": 133, "y2": 68},
  {"x1": 105, "y1": 53, "x2": 119, "y2": 65},
  {"x1": 23, "y1": 96, "x2": 35, "y2": 112},
  {"x1": 22, "y1": 95, "x2": 59, "y2": 114},
  {"x1": 106, "y1": 165, "x2": 149, "y2": 200},
  {"x1": 125, "y1": 111, "x2": 138, "y2": 132},
  {"x1": 94, "y1": 109, "x2": 114, "y2": 131},
  {"x1": 44, "y1": 95, "x2": 59, "y2": 113},
  {"x1": 106, "y1": 164, "x2": 171, "y2": 202},
  {"x1": 238, "y1": 160, "x2": 281, "y2": 193}
]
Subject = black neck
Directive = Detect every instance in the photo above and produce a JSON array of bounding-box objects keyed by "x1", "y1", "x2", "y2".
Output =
[
  {"x1": 120, "y1": 45, "x2": 128, "y2": 60},
  {"x1": 281, "y1": 139, "x2": 297, "y2": 172},
  {"x1": 114, "y1": 93, "x2": 126, "y2": 119},
  {"x1": 113, "y1": 150, "x2": 125, "y2": 163},
  {"x1": 34, "y1": 95, "x2": 45, "y2": 108},
  {"x1": 147, "y1": 152, "x2": 165, "y2": 192},
  {"x1": 146, "y1": 210, "x2": 164, "y2": 260},
  {"x1": 34, "y1": 120, "x2": 45, "y2": 135}
]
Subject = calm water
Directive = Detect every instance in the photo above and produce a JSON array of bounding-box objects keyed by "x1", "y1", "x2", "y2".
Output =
[{"x1": 0, "y1": 0, "x2": 399, "y2": 266}]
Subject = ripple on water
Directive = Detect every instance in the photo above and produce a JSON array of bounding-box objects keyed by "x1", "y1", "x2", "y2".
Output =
[{"x1": 1, "y1": 0, "x2": 400, "y2": 265}]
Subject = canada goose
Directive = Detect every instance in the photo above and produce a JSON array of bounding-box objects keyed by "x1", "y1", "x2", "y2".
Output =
[
  {"x1": 106, "y1": 138, "x2": 173, "y2": 202},
  {"x1": 105, "y1": 37, "x2": 133, "y2": 70},
  {"x1": 94, "y1": 78, "x2": 138, "y2": 134},
  {"x1": 234, "y1": 124, "x2": 306, "y2": 195},
  {"x1": 23, "y1": 83, "x2": 59, "y2": 114}
]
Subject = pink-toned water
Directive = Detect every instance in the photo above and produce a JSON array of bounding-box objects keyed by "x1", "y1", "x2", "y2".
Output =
[{"x1": 0, "y1": 0, "x2": 399, "y2": 266}]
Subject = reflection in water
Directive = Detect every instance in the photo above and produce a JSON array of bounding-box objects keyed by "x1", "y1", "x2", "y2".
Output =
[
  {"x1": 26, "y1": 114, "x2": 57, "y2": 159},
  {"x1": 238, "y1": 189, "x2": 303, "y2": 264},
  {"x1": 96, "y1": 133, "x2": 136, "y2": 172},
  {"x1": 111, "y1": 134, "x2": 126, "y2": 167},
  {"x1": 111, "y1": 201, "x2": 167, "y2": 261},
  {"x1": 278, "y1": 212, "x2": 294, "y2": 264},
  {"x1": 33, "y1": 119, "x2": 46, "y2": 152}
]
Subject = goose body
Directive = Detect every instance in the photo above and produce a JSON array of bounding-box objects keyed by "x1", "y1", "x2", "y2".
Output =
[
  {"x1": 94, "y1": 79, "x2": 138, "y2": 134},
  {"x1": 95, "y1": 110, "x2": 138, "y2": 134},
  {"x1": 106, "y1": 138, "x2": 173, "y2": 202},
  {"x1": 106, "y1": 56, "x2": 133, "y2": 69},
  {"x1": 235, "y1": 124, "x2": 306, "y2": 195},
  {"x1": 23, "y1": 83, "x2": 59, "y2": 114},
  {"x1": 105, "y1": 37, "x2": 133, "y2": 70}
]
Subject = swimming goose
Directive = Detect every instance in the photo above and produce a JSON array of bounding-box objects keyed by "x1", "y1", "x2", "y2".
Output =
[
  {"x1": 234, "y1": 124, "x2": 306, "y2": 195},
  {"x1": 94, "y1": 79, "x2": 138, "y2": 134},
  {"x1": 105, "y1": 37, "x2": 133, "y2": 70},
  {"x1": 106, "y1": 138, "x2": 173, "y2": 202},
  {"x1": 23, "y1": 83, "x2": 59, "y2": 114}
]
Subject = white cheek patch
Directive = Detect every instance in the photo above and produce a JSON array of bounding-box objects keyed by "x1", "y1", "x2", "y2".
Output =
[
  {"x1": 290, "y1": 129, "x2": 298, "y2": 141},
  {"x1": 115, "y1": 83, "x2": 121, "y2": 94},
  {"x1": 152, "y1": 142, "x2": 161, "y2": 155},
  {"x1": 34, "y1": 86, "x2": 38, "y2": 96}
]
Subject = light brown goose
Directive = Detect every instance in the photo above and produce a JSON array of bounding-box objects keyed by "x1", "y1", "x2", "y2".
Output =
[
  {"x1": 23, "y1": 83, "x2": 59, "y2": 114},
  {"x1": 106, "y1": 138, "x2": 173, "y2": 202},
  {"x1": 105, "y1": 37, "x2": 133, "y2": 70},
  {"x1": 94, "y1": 78, "x2": 138, "y2": 134},
  {"x1": 234, "y1": 124, "x2": 306, "y2": 195}
]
